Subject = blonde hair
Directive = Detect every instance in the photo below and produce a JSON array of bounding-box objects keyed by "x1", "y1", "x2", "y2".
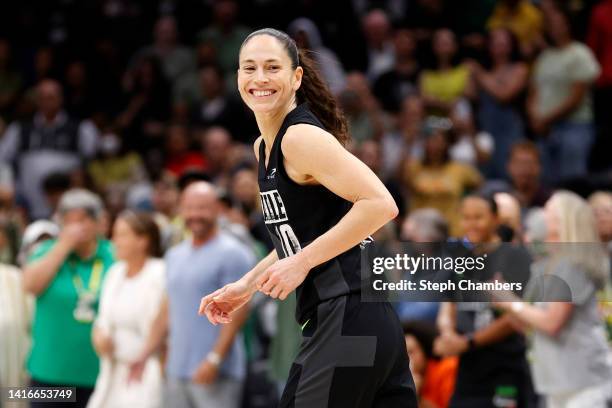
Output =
[{"x1": 548, "y1": 190, "x2": 609, "y2": 288}]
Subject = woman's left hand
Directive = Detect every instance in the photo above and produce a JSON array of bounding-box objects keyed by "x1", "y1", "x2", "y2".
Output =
[
  {"x1": 256, "y1": 254, "x2": 310, "y2": 300},
  {"x1": 433, "y1": 331, "x2": 469, "y2": 357}
]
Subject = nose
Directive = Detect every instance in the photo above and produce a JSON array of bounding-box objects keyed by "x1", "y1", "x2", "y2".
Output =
[{"x1": 255, "y1": 67, "x2": 269, "y2": 84}]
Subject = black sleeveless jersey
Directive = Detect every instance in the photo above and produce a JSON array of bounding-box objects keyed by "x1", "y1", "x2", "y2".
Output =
[{"x1": 257, "y1": 103, "x2": 366, "y2": 324}]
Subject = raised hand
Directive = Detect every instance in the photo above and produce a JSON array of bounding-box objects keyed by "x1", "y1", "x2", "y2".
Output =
[{"x1": 198, "y1": 279, "x2": 253, "y2": 325}]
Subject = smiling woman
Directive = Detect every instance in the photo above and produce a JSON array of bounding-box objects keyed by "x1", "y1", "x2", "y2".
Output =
[{"x1": 199, "y1": 28, "x2": 417, "y2": 408}]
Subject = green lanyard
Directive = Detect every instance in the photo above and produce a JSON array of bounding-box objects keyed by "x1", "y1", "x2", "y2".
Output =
[{"x1": 71, "y1": 258, "x2": 103, "y2": 297}]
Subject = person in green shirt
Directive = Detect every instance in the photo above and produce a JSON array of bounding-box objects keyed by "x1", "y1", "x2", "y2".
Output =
[{"x1": 22, "y1": 189, "x2": 115, "y2": 408}]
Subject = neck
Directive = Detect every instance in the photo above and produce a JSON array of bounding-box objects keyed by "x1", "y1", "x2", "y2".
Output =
[
  {"x1": 192, "y1": 225, "x2": 218, "y2": 247},
  {"x1": 125, "y1": 255, "x2": 147, "y2": 277},
  {"x1": 75, "y1": 239, "x2": 98, "y2": 259},
  {"x1": 556, "y1": 37, "x2": 572, "y2": 48},
  {"x1": 255, "y1": 100, "x2": 298, "y2": 149}
]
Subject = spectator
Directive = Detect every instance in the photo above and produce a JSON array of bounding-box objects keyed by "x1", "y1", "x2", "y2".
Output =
[
  {"x1": 164, "y1": 123, "x2": 207, "y2": 178},
  {"x1": 130, "y1": 182, "x2": 254, "y2": 408},
  {"x1": 22, "y1": 189, "x2": 115, "y2": 408},
  {"x1": 403, "y1": 120, "x2": 482, "y2": 236},
  {"x1": 132, "y1": 16, "x2": 196, "y2": 86},
  {"x1": 506, "y1": 141, "x2": 552, "y2": 211},
  {"x1": 494, "y1": 192, "x2": 523, "y2": 243},
  {"x1": 200, "y1": 126, "x2": 233, "y2": 187},
  {"x1": 0, "y1": 79, "x2": 99, "y2": 219},
  {"x1": 587, "y1": 0, "x2": 612, "y2": 172},
  {"x1": 287, "y1": 17, "x2": 346, "y2": 95},
  {"x1": 0, "y1": 261, "x2": 32, "y2": 408},
  {"x1": 528, "y1": 3, "x2": 600, "y2": 184},
  {"x1": 88, "y1": 211, "x2": 165, "y2": 408},
  {"x1": 373, "y1": 27, "x2": 420, "y2": 114},
  {"x1": 63, "y1": 61, "x2": 97, "y2": 120},
  {"x1": 448, "y1": 101, "x2": 494, "y2": 168},
  {"x1": 435, "y1": 193, "x2": 533, "y2": 407},
  {"x1": 190, "y1": 64, "x2": 257, "y2": 143},
  {"x1": 495, "y1": 191, "x2": 612, "y2": 407},
  {"x1": 361, "y1": 9, "x2": 395, "y2": 81},
  {"x1": 404, "y1": 321, "x2": 458, "y2": 408},
  {"x1": 151, "y1": 173, "x2": 184, "y2": 251},
  {"x1": 196, "y1": 0, "x2": 250, "y2": 78},
  {"x1": 467, "y1": 28, "x2": 528, "y2": 179},
  {"x1": 338, "y1": 71, "x2": 386, "y2": 145},
  {"x1": 487, "y1": 0, "x2": 544, "y2": 58},
  {"x1": 419, "y1": 28, "x2": 469, "y2": 116},
  {"x1": 588, "y1": 191, "x2": 612, "y2": 254}
]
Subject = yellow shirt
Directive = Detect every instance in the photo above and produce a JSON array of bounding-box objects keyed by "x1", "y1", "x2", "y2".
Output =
[
  {"x1": 420, "y1": 65, "x2": 469, "y2": 104},
  {"x1": 487, "y1": 0, "x2": 543, "y2": 47},
  {"x1": 405, "y1": 160, "x2": 482, "y2": 237}
]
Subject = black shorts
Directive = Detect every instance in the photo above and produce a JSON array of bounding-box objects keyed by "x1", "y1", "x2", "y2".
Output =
[{"x1": 280, "y1": 294, "x2": 418, "y2": 408}]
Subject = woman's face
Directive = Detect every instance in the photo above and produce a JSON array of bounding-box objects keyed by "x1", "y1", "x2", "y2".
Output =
[
  {"x1": 544, "y1": 198, "x2": 560, "y2": 242},
  {"x1": 546, "y1": 10, "x2": 571, "y2": 45},
  {"x1": 112, "y1": 218, "x2": 147, "y2": 261},
  {"x1": 489, "y1": 29, "x2": 512, "y2": 60},
  {"x1": 433, "y1": 29, "x2": 456, "y2": 61},
  {"x1": 237, "y1": 35, "x2": 302, "y2": 115},
  {"x1": 424, "y1": 131, "x2": 448, "y2": 163},
  {"x1": 460, "y1": 197, "x2": 498, "y2": 244}
]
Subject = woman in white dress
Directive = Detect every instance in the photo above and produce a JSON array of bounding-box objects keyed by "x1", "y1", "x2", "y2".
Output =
[{"x1": 88, "y1": 210, "x2": 166, "y2": 408}]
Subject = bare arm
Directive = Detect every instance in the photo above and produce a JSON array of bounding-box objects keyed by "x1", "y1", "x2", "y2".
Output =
[
  {"x1": 138, "y1": 296, "x2": 169, "y2": 360},
  {"x1": 499, "y1": 302, "x2": 574, "y2": 338},
  {"x1": 477, "y1": 64, "x2": 528, "y2": 104},
  {"x1": 541, "y1": 82, "x2": 589, "y2": 125}
]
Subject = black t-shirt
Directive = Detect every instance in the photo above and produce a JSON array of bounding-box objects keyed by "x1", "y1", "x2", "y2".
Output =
[
  {"x1": 452, "y1": 244, "x2": 532, "y2": 397},
  {"x1": 257, "y1": 103, "x2": 365, "y2": 324}
]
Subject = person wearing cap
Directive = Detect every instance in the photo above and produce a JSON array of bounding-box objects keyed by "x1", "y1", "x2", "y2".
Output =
[{"x1": 22, "y1": 188, "x2": 115, "y2": 408}]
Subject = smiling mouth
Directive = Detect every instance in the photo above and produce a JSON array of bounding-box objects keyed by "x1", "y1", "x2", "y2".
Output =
[{"x1": 249, "y1": 89, "x2": 277, "y2": 97}]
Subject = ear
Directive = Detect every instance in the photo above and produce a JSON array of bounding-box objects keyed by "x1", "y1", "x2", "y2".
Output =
[{"x1": 293, "y1": 66, "x2": 303, "y2": 92}]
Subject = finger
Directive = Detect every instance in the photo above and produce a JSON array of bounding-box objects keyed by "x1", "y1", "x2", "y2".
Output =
[
  {"x1": 260, "y1": 276, "x2": 277, "y2": 295},
  {"x1": 278, "y1": 289, "x2": 288, "y2": 301},
  {"x1": 270, "y1": 285, "x2": 283, "y2": 299},
  {"x1": 256, "y1": 269, "x2": 272, "y2": 290}
]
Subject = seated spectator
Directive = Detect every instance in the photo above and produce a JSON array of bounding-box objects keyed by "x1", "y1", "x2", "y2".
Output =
[
  {"x1": 22, "y1": 189, "x2": 115, "y2": 408},
  {"x1": 528, "y1": 3, "x2": 600, "y2": 184},
  {"x1": 419, "y1": 28, "x2": 469, "y2": 116},
  {"x1": 404, "y1": 321, "x2": 458, "y2": 408},
  {"x1": 403, "y1": 120, "x2": 482, "y2": 236},
  {"x1": 88, "y1": 211, "x2": 165, "y2": 408},
  {"x1": 467, "y1": 28, "x2": 528, "y2": 179},
  {"x1": 288, "y1": 17, "x2": 346, "y2": 95},
  {"x1": 0, "y1": 79, "x2": 99, "y2": 219},
  {"x1": 373, "y1": 27, "x2": 420, "y2": 114},
  {"x1": 487, "y1": 0, "x2": 544, "y2": 58}
]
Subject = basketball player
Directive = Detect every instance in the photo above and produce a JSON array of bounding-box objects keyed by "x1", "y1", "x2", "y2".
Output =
[{"x1": 199, "y1": 28, "x2": 417, "y2": 408}]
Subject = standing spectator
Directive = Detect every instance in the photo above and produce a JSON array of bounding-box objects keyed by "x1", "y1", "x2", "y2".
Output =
[
  {"x1": 361, "y1": 9, "x2": 395, "y2": 82},
  {"x1": 528, "y1": 4, "x2": 600, "y2": 184},
  {"x1": 197, "y1": 0, "x2": 250, "y2": 78},
  {"x1": 0, "y1": 79, "x2": 99, "y2": 219},
  {"x1": 0, "y1": 262, "x2": 32, "y2": 408},
  {"x1": 467, "y1": 28, "x2": 528, "y2": 179},
  {"x1": 130, "y1": 182, "x2": 254, "y2": 408},
  {"x1": 22, "y1": 189, "x2": 115, "y2": 408},
  {"x1": 487, "y1": 0, "x2": 544, "y2": 58},
  {"x1": 373, "y1": 27, "x2": 421, "y2": 114},
  {"x1": 88, "y1": 211, "x2": 165, "y2": 408},
  {"x1": 200, "y1": 126, "x2": 234, "y2": 187},
  {"x1": 588, "y1": 191, "x2": 612, "y2": 255},
  {"x1": 435, "y1": 194, "x2": 533, "y2": 408},
  {"x1": 587, "y1": 0, "x2": 612, "y2": 172},
  {"x1": 505, "y1": 141, "x2": 552, "y2": 211},
  {"x1": 403, "y1": 122, "x2": 482, "y2": 237},
  {"x1": 132, "y1": 16, "x2": 196, "y2": 87},
  {"x1": 419, "y1": 28, "x2": 470, "y2": 116},
  {"x1": 495, "y1": 191, "x2": 612, "y2": 408},
  {"x1": 288, "y1": 17, "x2": 346, "y2": 95}
]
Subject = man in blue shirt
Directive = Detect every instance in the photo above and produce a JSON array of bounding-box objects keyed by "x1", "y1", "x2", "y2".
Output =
[{"x1": 130, "y1": 181, "x2": 255, "y2": 408}]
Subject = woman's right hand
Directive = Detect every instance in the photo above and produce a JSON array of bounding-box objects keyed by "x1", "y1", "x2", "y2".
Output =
[
  {"x1": 92, "y1": 327, "x2": 114, "y2": 357},
  {"x1": 198, "y1": 279, "x2": 254, "y2": 325}
]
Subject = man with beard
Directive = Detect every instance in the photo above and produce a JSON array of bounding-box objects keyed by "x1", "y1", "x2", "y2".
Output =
[{"x1": 130, "y1": 181, "x2": 255, "y2": 408}]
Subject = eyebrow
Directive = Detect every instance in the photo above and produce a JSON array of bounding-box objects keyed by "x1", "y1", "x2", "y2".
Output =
[{"x1": 240, "y1": 58, "x2": 281, "y2": 64}]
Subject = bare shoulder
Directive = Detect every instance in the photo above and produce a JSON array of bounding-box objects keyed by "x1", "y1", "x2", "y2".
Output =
[
  {"x1": 253, "y1": 136, "x2": 263, "y2": 161},
  {"x1": 281, "y1": 124, "x2": 340, "y2": 159}
]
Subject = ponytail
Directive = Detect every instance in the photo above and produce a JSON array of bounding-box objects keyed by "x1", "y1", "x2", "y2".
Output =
[{"x1": 241, "y1": 28, "x2": 350, "y2": 146}]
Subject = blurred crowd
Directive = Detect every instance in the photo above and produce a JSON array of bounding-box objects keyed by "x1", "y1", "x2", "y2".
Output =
[{"x1": 1, "y1": 0, "x2": 612, "y2": 407}]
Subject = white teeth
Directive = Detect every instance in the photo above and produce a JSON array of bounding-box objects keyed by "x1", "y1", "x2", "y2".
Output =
[{"x1": 253, "y1": 90, "x2": 273, "y2": 97}]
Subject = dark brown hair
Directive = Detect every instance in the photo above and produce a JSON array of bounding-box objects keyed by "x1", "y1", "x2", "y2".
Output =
[
  {"x1": 240, "y1": 28, "x2": 350, "y2": 146},
  {"x1": 117, "y1": 210, "x2": 162, "y2": 257}
]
